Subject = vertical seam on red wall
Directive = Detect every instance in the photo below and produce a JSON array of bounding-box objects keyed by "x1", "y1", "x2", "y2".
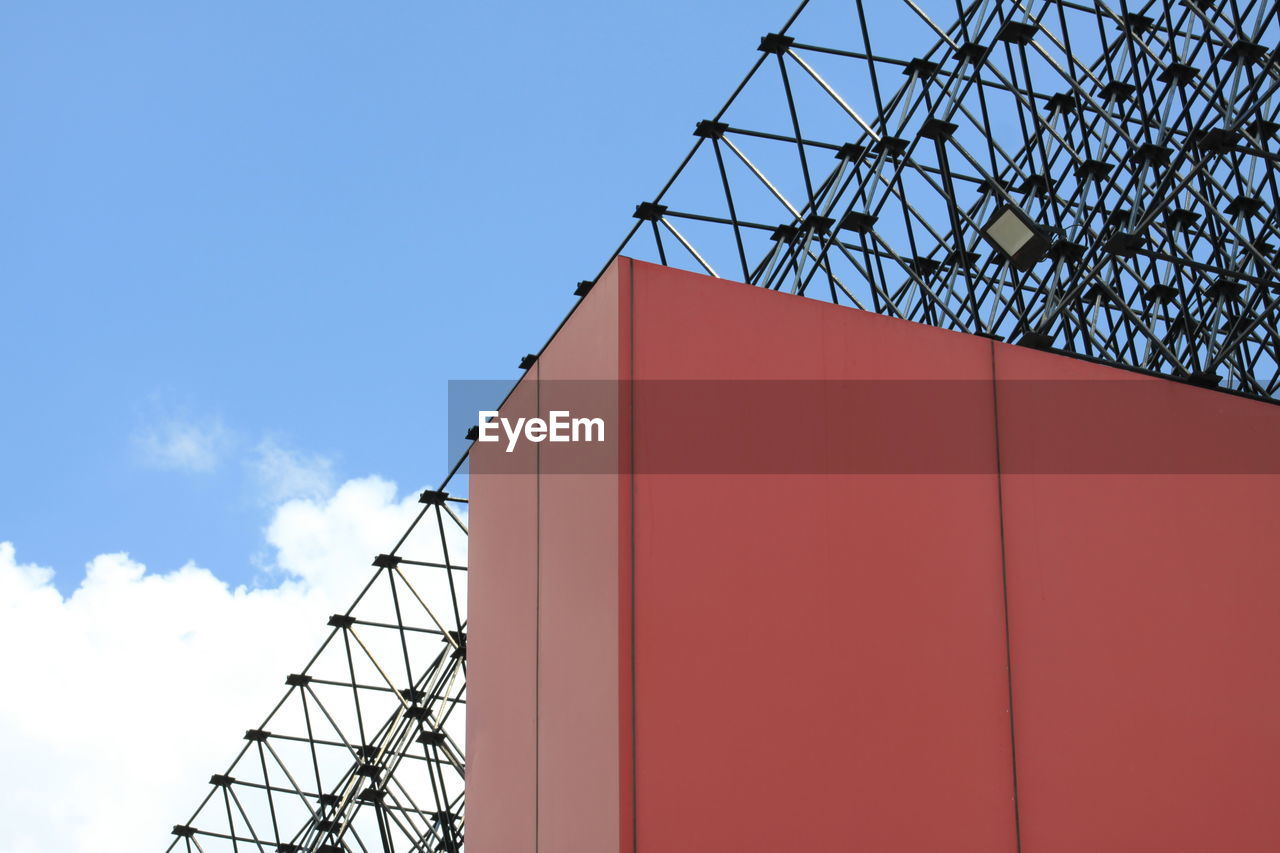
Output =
[
  {"x1": 534, "y1": 362, "x2": 541, "y2": 853},
  {"x1": 990, "y1": 340, "x2": 1023, "y2": 853},
  {"x1": 624, "y1": 257, "x2": 638, "y2": 853}
]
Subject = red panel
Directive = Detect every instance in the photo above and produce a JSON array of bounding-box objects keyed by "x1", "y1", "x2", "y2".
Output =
[
  {"x1": 467, "y1": 370, "x2": 539, "y2": 853},
  {"x1": 535, "y1": 261, "x2": 630, "y2": 853},
  {"x1": 471, "y1": 258, "x2": 1280, "y2": 853},
  {"x1": 995, "y1": 344, "x2": 1280, "y2": 852},
  {"x1": 629, "y1": 262, "x2": 1019, "y2": 852}
]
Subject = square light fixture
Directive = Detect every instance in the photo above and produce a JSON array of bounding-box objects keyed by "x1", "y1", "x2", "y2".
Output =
[{"x1": 981, "y1": 204, "x2": 1053, "y2": 271}]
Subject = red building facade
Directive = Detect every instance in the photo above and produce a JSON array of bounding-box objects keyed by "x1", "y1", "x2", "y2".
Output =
[{"x1": 469, "y1": 259, "x2": 1280, "y2": 852}]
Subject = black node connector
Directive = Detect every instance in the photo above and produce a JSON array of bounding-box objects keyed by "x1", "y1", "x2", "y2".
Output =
[
  {"x1": 1122, "y1": 12, "x2": 1154, "y2": 33},
  {"x1": 327, "y1": 614, "x2": 356, "y2": 629},
  {"x1": 419, "y1": 488, "x2": 449, "y2": 505},
  {"x1": 875, "y1": 136, "x2": 909, "y2": 158},
  {"x1": 574, "y1": 280, "x2": 594, "y2": 297},
  {"x1": 518, "y1": 353, "x2": 538, "y2": 370},
  {"x1": 918, "y1": 118, "x2": 958, "y2": 141},
  {"x1": 770, "y1": 223, "x2": 799, "y2": 242},
  {"x1": 1050, "y1": 241, "x2": 1086, "y2": 263},
  {"x1": 803, "y1": 214, "x2": 834, "y2": 234},
  {"x1": 757, "y1": 32, "x2": 795, "y2": 54},
  {"x1": 1018, "y1": 330, "x2": 1055, "y2": 350},
  {"x1": 1164, "y1": 208, "x2": 1200, "y2": 230},
  {"x1": 1225, "y1": 39, "x2": 1268, "y2": 64},
  {"x1": 419, "y1": 729, "x2": 448, "y2": 746},
  {"x1": 1209, "y1": 277, "x2": 1245, "y2": 301},
  {"x1": 693, "y1": 119, "x2": 729, "y2": 139},
  {"x1": 1190, "y1": 128, "x2": 1239, "y2": 153},
  {"x1": 1102, "y1": 232, "x2": 1144, "y2": 258},
  {"x1": 372, "y1": 553, "x2": 402, "y2": 569},
  {"x1": 244, "y1": 729, "x2": 270, "y2": 742},
  {"x1": 996, "y1": 19, "x2": 1037, "y2": 45},
  {"x1": 1226, "y1": 196, "x2": 1263, "y2": 218},
  {"x1": 1085, "y1": 284, "x2": 1118, "y2": 304},
  {"x1": 1187, "y1": 370, "x2": 1222, "y2": 388},
  {"x1": 955, "y1": 42, "x2": 990, "y2": 64},
  {"x1": 834, "y1": 142, "x2": 866, "y2": 162},
  {"x1": 285, "y1": 673, "x2": 312, "y2": 687},
  {"x1": 909, "y1": 257, "x2": 941, "y2": 277},
  {"x1": 903, "y1": 57, "x2": 941, "y2": 79},
  {"x1": 1075, "y1": 159, "x2": 1113, "y2": 182},
  {"x1": 633, "y1": 201, "x2": 668, "y2": 221},
  {"x1": 210, "y1": 774, "x2": 234, "y2": 788},
  {"x1": 946, "y1": 249, "x2": 981, "y2": 268},
  {"x1": 1046, "y1": 92, "x2": 1078, "y2": 113},
  {"x1": 1100, "y1": 80, "x2": 1136, "y2": 102},
  {"x1": 1157, "y1": 62, "x2": 1196, "y2": 85},
  {"x1": 1132, "y1": 144, "x2": 1172, "y2": 167},
  {"x1": 447, "y1": 630, "x2": 467, "y2": 659},
  {"x1": 1019, "y1": 173, "x2": 1050, "y2": 197},
  {"x1": 839, "y1": 211, "x2": 878, "y2": 234}
]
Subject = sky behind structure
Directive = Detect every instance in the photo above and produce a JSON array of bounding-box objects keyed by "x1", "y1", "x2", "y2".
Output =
[
  {"x1": 1, "y1": 0, "x2": 801, "y2": 592},
  {"x1": 0, "y1": 2, "x2": 944, "y2": 849}
]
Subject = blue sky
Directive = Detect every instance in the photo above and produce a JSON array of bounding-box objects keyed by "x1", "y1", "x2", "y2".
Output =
[{"x1": 0, "y1": 0, "x2": 799, "y2": 592}]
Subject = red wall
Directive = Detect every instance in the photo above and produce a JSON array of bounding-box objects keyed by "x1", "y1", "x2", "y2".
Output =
[
  {"x1": 630, "y1": 264, "x2": 1018, "y2": 852},
  {"x1": 995, "y1": 347, "x2": 1280, "y2": 852},
  {"x1": 469, "y1": 262, "x2": 630, "y2": 853},
  {"x1": 467, "y1": 371, "x2": 538, "y2": 853},
  {"x1": 469, "y1": 258, "x2": 1280, "y2": 853}
]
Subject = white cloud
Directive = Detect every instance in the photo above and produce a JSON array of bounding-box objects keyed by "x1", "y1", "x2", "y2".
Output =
[
  {"x1": 250, "y1": 437, "x2": 337, "y2": 504},
  {"x1": 0, "y1": 476, "x2": 449, "y2": 853},
  {"x1": 134, "y1": 416, "x2": 230, "y2": 472}
]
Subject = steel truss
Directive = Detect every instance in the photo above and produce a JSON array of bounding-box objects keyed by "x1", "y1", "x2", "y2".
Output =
[
  {"x1": 167, "y1": 489, "x2": 468, "y2": 853},
  {"x1": 168, "y1": 1, "x2": 1280, "y2": 850},
  {"x1": 607, "y1": 0, "x2": 1280, "y2": 397}
]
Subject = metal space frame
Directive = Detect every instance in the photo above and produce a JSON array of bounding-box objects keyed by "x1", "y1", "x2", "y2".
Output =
[{"x1": 168, "y1": 1, "x2": 1280, "y2": 850}]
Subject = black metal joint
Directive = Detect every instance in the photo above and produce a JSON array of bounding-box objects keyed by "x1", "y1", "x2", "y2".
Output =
[
  {"x1": 418, "y1": 488, "x2": 449, "y2": 505},
  {"x1": 995, "y1": 19, "x2": 1037, "y2": 45},
  {"x1": 1018, "y1": 331, "x2": 1055, "y2": 351},
  {"x1": 633, "y1": 201, "x2": 668, "y2": 222},
  {"x1": 918, "y1": 117, "x2": 958, "y2": 141},
  {"x1": 834, "y1": 142, "x2": 866, "y2": 162},
  {"x1": 758, "y1": 32, "x2": 795, "y2": 54},
  {"x1": 803, "y1": 214, "x2": 834, "y2": 234},
  {"x1": 839, "y1": 211, "x2": 878, "y2": 234},
  {"x1": 903, "y1": 57, "x2": 941, "y2": 79},
  {"x1": 693, "y1": 119, "x2": 729, "y2": 140}
]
